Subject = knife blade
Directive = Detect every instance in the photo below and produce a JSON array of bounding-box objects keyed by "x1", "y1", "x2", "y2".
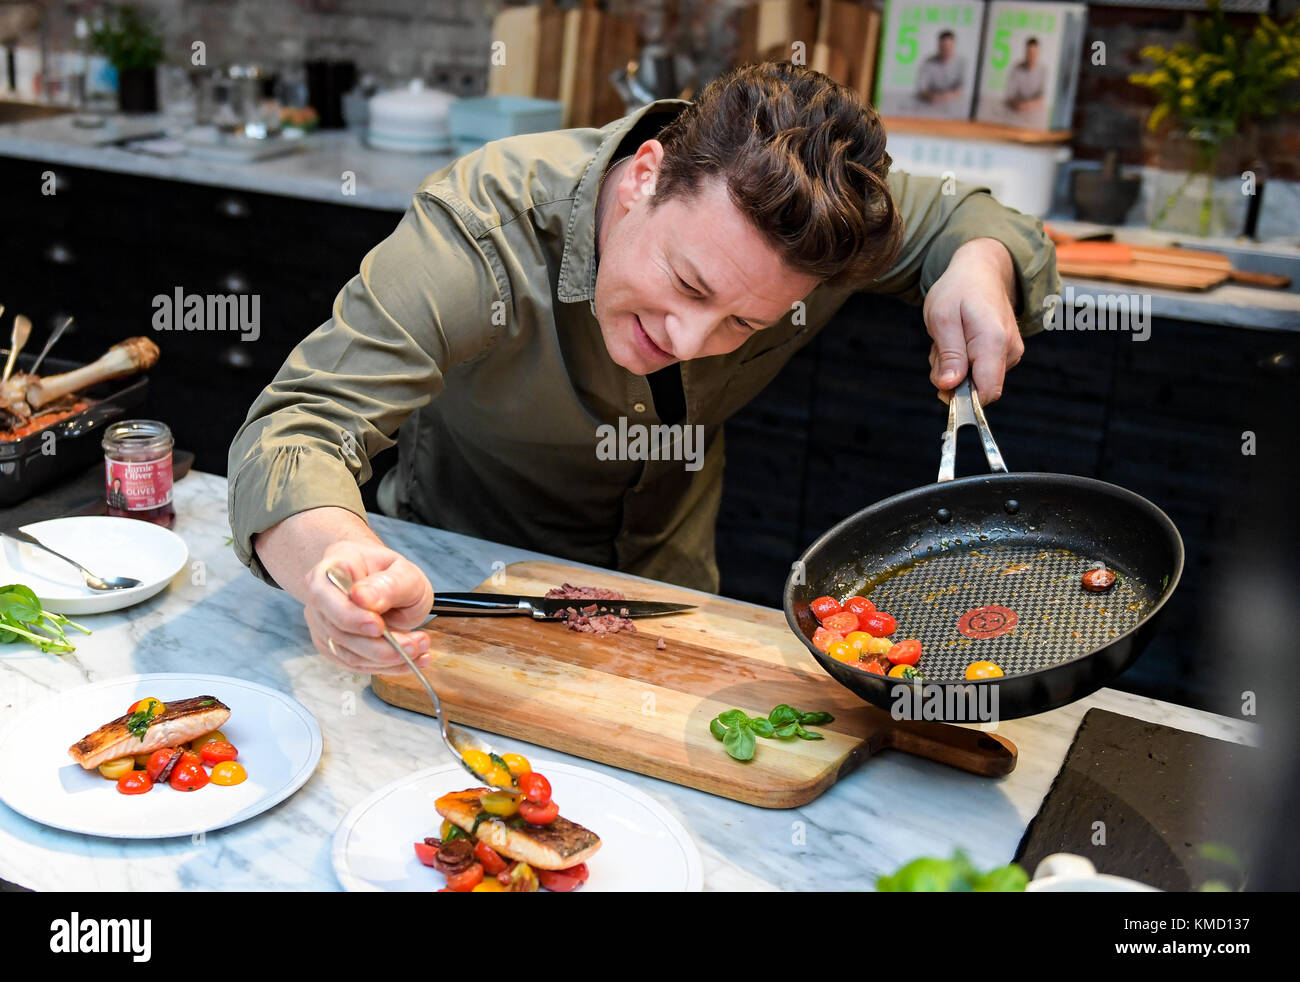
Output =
[{"x1": 430, "y1": 592, "x2": 695, "y2": 619}]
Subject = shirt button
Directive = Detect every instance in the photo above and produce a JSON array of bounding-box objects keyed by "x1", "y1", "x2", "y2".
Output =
[{"x1": 633, "y1": 402, "x2": 647, "y2": 414}]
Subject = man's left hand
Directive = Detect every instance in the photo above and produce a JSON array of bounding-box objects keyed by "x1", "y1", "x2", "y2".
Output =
[{"x1": 922, "y1": 237, "x2": 1024, "y2": 405}]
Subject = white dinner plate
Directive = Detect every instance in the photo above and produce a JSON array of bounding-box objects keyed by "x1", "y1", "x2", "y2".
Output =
[
  {"x1": 0, "y1": 674, "x2": 322, "y2": 839},
  {"x1": 0, "y1": 516, "x2": 189, "y2": 615},
  {"x1": 332, "y1": 760, "x2": 703, "y2": 892}
]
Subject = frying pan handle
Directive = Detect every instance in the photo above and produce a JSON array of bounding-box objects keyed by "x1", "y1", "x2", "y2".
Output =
[
  {"x1": 938, "y1": 377, "x2": 1009, "y2": 482},
  {"x1": 882, "y1": 717, "x2": 1018, "y2": 777}
]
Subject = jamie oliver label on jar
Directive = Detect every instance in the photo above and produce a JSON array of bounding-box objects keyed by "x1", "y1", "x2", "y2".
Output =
[{"x1": 102, "y1": 420, "x2": 176, "y2": 527}]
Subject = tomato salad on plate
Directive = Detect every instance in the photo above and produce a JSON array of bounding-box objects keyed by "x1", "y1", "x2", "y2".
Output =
[{"x1": 416, "y1": 752, "x2": 601, "y2": 892}]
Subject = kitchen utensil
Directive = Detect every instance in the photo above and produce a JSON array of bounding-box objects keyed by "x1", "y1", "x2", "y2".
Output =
[
  {"x1": 0, "y1": 673, "x2": 322, "y2": 839},
  {"x1": 332, "y1": 759, "x2": 704, "y2": 892},
  {"x1": 28, "y1": 316, "x2": 74, "y2": 376},
  {"x1": 372, "y1": 560, "x2": 1018, "y2": 809},
  {"x1": 784, "y1": 378, "x2": 1184, "y2": 722},
  {"x1": 430, "y1": 591, "x2": 694, "y2": 619},
  {"x1": 2, "y1": 313, "x2": 31, "y2": 383},
  {"x1": 1055, "y1": 240, "x2": 1290, "y2": 290},
  {"x1": 2, "y1": 526, "x2": 141, "y2": 590},
  {"x1": 0, "y1": 516, "x2": 185, "y2": 615},
  {"x1": 325, "y1": 566, "x2": 521, "y2": 796}
]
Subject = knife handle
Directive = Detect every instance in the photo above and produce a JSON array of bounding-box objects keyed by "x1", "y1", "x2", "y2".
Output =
[{"x1": 429, "y1": 593, "x2": 532, "y2": 616}]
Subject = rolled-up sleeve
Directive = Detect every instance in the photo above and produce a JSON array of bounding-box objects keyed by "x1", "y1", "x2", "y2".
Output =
[
  {"x1": 227, "y1": 190, "x2": 507, "y2": 587},
  {"x1": 869, "y1": 170, "x2": 1060, "y2": 338}
]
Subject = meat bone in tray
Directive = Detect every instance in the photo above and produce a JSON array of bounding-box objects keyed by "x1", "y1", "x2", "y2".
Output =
[{"x1": 370, "y1": 560, "x2": 1016, "y2": 808}]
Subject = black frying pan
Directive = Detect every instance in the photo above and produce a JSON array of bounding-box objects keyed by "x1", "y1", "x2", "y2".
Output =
[{"x1": 784, "y1": 379, "x2": 1184, "y2": 722}]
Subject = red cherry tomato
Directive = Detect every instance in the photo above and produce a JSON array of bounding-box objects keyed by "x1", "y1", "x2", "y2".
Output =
[
  {"x1": 519, "y1": 798, "x2": 560, "y2": 825},
  {"x1": 144, "y1": 748, "x2": 179, "y2": 782},
  {"x1": 516, "y1": 771, "x2": 552, "y2": 805},
  {"x1": 811, "y1": 626, "x2": 845, "y2": 653},
  {"x1": 116, "y1": 771, "x2": 153, "y2": 795},
  {"x1": 844, "y1": 596, "x2": 876, "y2": 620},
  {"x1": 863, "y1": 660, "x2": 886, "y2": 676},
  {"x1": 169, "y1": 753, "x2": 209, "y2": 791},
  {"x1": 199, "y1": 741, "x2": 238, "y2": 765},
  {"x1": 474, "y1": 840, "x2": 508, "y2": 875},
  {"x1": 810, "y1": 596, "x2": 843, "y2": 622},
  {"x1": 444, "y1": 862, "x2": 484, "y2": 892},
  {"x1": 1082, "y1": 568, "x2": 1117, "y2": 592},
  {"x1": 537, "y1": 863, "x2": 590, "y2": 892},
  {"x1": 886, "y1": 639, "x2": 922, "y2": 666},
  {"x1": 859, "y1": 611, "x2": 898, "y2": 637},
  {"x1": 821, "y1": 611, "x2": 860, "y2": 635},
  {"x1": 414, "y1": 842, "x2": 440, "y2": 867}
]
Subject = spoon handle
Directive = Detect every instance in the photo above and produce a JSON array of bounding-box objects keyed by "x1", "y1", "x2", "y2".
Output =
[
  {"x1": 29, "y1": 317, "x2": 74, "y2": 376},
  {"x1": 1, "y1": 528, "x2": 94, "y2": 579}
]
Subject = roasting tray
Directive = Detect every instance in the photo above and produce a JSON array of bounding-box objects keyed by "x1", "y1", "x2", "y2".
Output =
[{"x1": 0, "y1": 353, "x2": 150, "y2": 508}]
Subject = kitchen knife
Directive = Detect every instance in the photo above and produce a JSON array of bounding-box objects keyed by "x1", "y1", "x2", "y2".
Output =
[{"x1": 430, "y1": 592, "x2": 695, "y2": 619}]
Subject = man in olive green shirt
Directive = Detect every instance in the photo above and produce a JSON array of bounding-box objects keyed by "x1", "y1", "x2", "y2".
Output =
[{"x1": 229, "y1": 64, "x2": 1058, "y2": 674}]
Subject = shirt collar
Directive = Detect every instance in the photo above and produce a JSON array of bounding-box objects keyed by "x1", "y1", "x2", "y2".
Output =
[{"x1": 556, "y1": 99, "x2": 690, "y2": 304}]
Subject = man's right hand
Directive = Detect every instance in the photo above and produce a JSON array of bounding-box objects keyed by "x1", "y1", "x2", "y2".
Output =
[{"x1": 253, "y1": 506, "x2": 434, "y2": 673}]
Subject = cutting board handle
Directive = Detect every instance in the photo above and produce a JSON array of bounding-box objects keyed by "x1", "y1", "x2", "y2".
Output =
[{"x1": 881, "y1": 719, "x2": 1018, "y2": 777}]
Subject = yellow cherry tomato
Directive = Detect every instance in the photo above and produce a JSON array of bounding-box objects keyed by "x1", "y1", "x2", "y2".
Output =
[
  {"x1": 128, "y1": 698, "x2": 165, "y2": 717},
  {"x1": 133, "y1": 753, "x2": 153, "y2": 768},
  {"x1": 888, "y1": 664, "x2": 910, "y2": 678},
  {"x1": 847, "y1": 632, "x2": 892, "y2": 657},
  {"x1": 485, "y1": 768, "x2": 513, "y2": 789},
  {"x1": 461, "y1": 749, "x2": 492, "y2": 779},
  {"x1": 472, "y1": 878, "x2": 506, "y2": 892},
  {"x1": 481, "y1": 791, "x2": 520, "y2": 817},
  {"x1": 98, "y1": 756, "x2": 135, "y2": 780},
  {"x1": 826, "y1": 640, "x2": 856, "y2": 663},
  {"x1": 209, "y1": 761, "x2": 247, "y2": 786},
  {"x1": 965, "y1": 661, "x2": 1004, "y2": 680},
  {"x1": 501, "y1": 753, "x2": 531, "y2": 778},
  {"x1": 190, "y1": 730, "x2": 227, "y2": 752}
]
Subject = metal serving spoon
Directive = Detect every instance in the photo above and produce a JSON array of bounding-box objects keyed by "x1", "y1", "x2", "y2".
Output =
[
  {"x1": 325, "y1": 566, "x2": 524, "y2": 796},
  {"x1": 29, "y1": 316, "x2": 75, "y2": 376},
  {"x1": 1, "y1": 528, "x2": 142, "y2": 590}
]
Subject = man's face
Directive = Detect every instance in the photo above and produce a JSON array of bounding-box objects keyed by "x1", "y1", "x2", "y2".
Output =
[
  {"x1": 1025, "y1": 42, "x2": 1038, "y2": 67},
  {"x1": 939, "y1": 35, "x2": 955, "y2": 60},
  {"x1": 593, "y1": 141, "x2": 821, "y2": 376}
]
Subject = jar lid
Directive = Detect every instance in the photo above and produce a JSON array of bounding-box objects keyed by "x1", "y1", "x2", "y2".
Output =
[{"x1": 103, "y1": 419, "x2": 173, "y2": 453}]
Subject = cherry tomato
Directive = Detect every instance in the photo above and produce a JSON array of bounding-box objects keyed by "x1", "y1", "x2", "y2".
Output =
[
  {"x1": 810, "y1": 596, "x2": 843, "y2": 622},
  {"x1": 481, "y1": 791, "x2": 520, "y2": 817},
  {"x1": 965, "y1": 661, "x2": 1004, "y2": 680},
  {"x1": 472, "y1": 878, "x2": 506, "y2": 892},
  {"x1": 886, "y1": 639, "x2": 922, "y2": 665},
  {"x1": 474, "y1": 840, "x2": 508, "y2": 875},
  {"x1": 1082, "y1": 568, "x2": 1117, "y2": 592},
  {"x1": 847, "y1": 631, "x2": 893, "y2": 657},
  {"x1": 859, "y1": 611, "x2": 898, "y2": 637},
  {"x1": 189, "y1": 730, "x2": 227, "y2": 753},
  {"x1": 414, "y1": 841, "x2": 440, "y2": 867},
  {"x1": 516, "y1": 772, "x2": 552, "y2": 805},
  {"x1": 862, "y1": 660, "x2": 886, "y2": 676},
  {"x1": 444, "y1": 862, "x2": 484, "y2": 892},
  {"x1": 116, "y1": 771, "x2": 153, "y2": 795},
  {"x1": 537, "y1": 863, "x2": 590, "y2": 892},
  {"x1": 826, "y1": 640, "x2": 856, "y2": 663},
  {"x1": 127, "y1": 697, "x2": 165, "y2": 717},
  {"x1": 199, "y1": 741, "x2": 238, "y2": 765},
  {"x1": 811, "y1": 626, "x2": 845, "y2": 653},
  {"x1": 501, "y1": 753, "x2": 532, "y2": 778},
  {"x1": 844, "y1": 596, "x2": 876, "y2": 621},
  {"x1": 145, "y1": 748, "x2": 180, "y2": 782},
  {"x1": 209, "y1": 761, "x2": 247, "y2": 786},
  {"x1": 97, "y1": 756, "x2": 135, "y2": 780},
  {"x1": 821, "y1": 611, "x2": 860, "y2": 635},
  {"x1": 888, "y1": 663, "x2": 922, "y2": 678},
  {"x1": 169, "y1": 753, "x2": 209, "y2": 791},
  {"x1": 519, "y1": 798, "x2": 560, "y2": 825}
]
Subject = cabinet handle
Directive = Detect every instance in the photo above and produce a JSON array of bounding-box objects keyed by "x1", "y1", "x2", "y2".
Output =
[
  {"x1": 43, "y1": 242, "x2": 75, "y2": 265},
  {"x1": 220, "y1": 271, "x2": 251, "y2": 293},
  {"x1": 216, "y1": 195, "x2": 250, "y2": 219},
  {"x1": 219, "y1": 345, "x2": 254, "y2": 371}
]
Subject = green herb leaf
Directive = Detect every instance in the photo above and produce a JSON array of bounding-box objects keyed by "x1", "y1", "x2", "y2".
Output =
[
  {"x1": 768, "y1": 704, "x2": 799, "y2": 727},
  {"x1": 489, "y1": 752, "x2": 512, "y2": 776},
  {"x1": 198, "y1": 698, "x2": 215, "y2": 707},
  {"x1": 125, "y1": 709, "x2": 153, "y2": 742},
  {"x1": 794, "y1": 725, "x2": 823, "y2": 741},
  {"x1": 798, "y1": 711, "x2": 835, "y2": 726},
  {"x1": 722, "y1": 724, "x2": 756, "y2": 761},
  {"x1": 717, "y1": 709, "x2": 750, "y2": 728},
  {"x1": 0, "y1": 583, "x2": 91, "y2": 653},
  {"x1": 442, "y1": 823, "x2": 468, "y2": 841},
  {"x1": 774, "y1": 722, "x2": 798, "y2": 739},
  {"x1": 709, "y1": 717, "x2": 729, "y2": 741},
  {"x1": 749, "y1": 717, "x2": 776, "y2": 738}
]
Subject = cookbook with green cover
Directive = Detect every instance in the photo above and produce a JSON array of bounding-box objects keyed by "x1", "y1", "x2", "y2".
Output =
[
  {"x1": 873, "y1": 0, "x2": 987, "y2": 120},
  {"x1": 974, "y1": 1, "x2": 1088, "y2": 131}
]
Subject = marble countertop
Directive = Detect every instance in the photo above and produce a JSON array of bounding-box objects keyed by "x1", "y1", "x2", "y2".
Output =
[
  {"x1": 0, "y1": 111, "x2": 454, "y2": 211},
  {"x1": 0, "y1": 471, "x2": 1256, "y2": 891}
]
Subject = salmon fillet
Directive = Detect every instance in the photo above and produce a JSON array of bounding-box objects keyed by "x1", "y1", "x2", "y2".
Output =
[
  {"x1": 435, "y1": 789, "x2": 601, "y2": 871},
  {"x1": 68, "y1": 696, "x2": 231, "y2": 769}
]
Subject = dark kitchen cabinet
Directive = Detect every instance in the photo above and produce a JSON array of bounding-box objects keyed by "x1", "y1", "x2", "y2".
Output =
[
  {"x1": 717, "y1": 291, "x2": 1297, "y2": 716},
  {"x1": 0, "y1": 154, "x2": 403, "y2": 490}
]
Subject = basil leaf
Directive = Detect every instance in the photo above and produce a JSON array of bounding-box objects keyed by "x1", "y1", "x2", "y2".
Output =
[
  {"x1": 749, "y1": 717, "x2": 775, "y2": 738},
  {"x1": 709, "y1": 717, "x2": 729, "y2": 741},
  {"x1": 798, "y1": 711, "x2": 835, "y2": 726},
  {"x1": 442, "y1": 823, "x2": 468, "y2": 841},
  {"x1": 794, "y1": 724, "x2": 823, "y2": 741},
  {"x1": 723, "y1": 724, "x2": 757, "y2": 761},
  {"x1": 774, "y1": 722, "x2": 798, "y2": 738},
  {"x1": 768, "y1": 704, "x2": 799, "y2": 727},
  {"x1": 718, "y1": 709, "x2": 749, "y2": 728}
]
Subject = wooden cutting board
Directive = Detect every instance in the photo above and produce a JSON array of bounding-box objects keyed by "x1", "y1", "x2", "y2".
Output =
[
  {"x1": 1057, "y1": 258, "x2": 1228, "y2": 291},
  {"x1": 371, "y1": 561, "x2": 1017, "y2": 808}
]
